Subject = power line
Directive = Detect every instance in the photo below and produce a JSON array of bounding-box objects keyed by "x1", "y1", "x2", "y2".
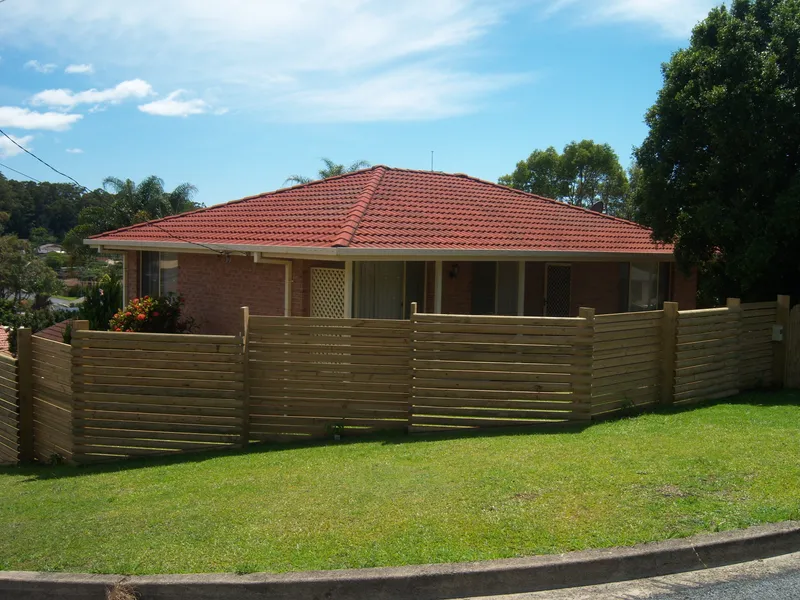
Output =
[
  {"x1": 0, "y1": 127, "x2": 85, "y2": 189},
  {"x1": 0, "y1": 161, "x2": 41, "y2": 183},
  {"x1": 0, "y1": 126, "x2": 224, "y2": 255}
]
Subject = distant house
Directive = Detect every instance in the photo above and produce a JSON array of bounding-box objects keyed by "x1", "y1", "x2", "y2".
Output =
[
  {"x1": 36, "y1": 243, "x2": 64, "y2": 255},
  {"x1": 86, "y1": 166, "x2": 697, "y2": 335}
]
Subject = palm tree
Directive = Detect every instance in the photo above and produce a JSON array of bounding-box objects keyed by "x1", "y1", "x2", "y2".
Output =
[
  {"x1": 102, "y1": 176, "x2": 199, "y2": 226},
  {"x1": 285, "y1": 158, "x2": 371, "y2": 186}
]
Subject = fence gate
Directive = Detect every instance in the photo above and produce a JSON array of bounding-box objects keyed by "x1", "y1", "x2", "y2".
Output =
[{"x1": 310, "y1": 268, "x2": 346, "y2": 318}]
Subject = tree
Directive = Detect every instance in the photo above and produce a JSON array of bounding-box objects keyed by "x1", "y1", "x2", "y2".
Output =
[
  {"x1": 499, "y1": 141, "x2": 631, "y2": 217},
  {"x1": 285, "y1": 158, "x2": 371, "y2": 186},
  {"x1": 0, "y1": 235, "x2": 61, "y2": 302},
  {"x1": 62, "y1": 175, "x2": 200, "y2": 265},
  {"x1": 633, "y1": 0, "x2": 800, "y2": 301}
]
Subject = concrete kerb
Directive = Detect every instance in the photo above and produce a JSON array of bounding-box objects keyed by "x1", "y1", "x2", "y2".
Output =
[{"x1": 1, "y1": 521, "x2": 798, "y2": 600}]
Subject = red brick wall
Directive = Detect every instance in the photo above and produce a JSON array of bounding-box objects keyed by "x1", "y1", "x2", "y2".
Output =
[
  {"x1": 178, "y1": 253, "x2": 286, "y2": 335},
  {"x1": 571, "y1": 262, "x2": 623, "y2": 315},
  {"x1": 442, "y1": 261, "x2": 472, "y2": 314},
  {"x1": 672, "y1": 266, "x2": 698, "y2": 310},
  {"x1": 524, "y1": 262, "x2": 545, "y2": 316}
]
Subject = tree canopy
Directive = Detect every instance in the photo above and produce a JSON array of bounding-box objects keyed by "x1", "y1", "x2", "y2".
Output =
[
  {"x1": 633, "y1": 0, "x2": 800, "y2": 302},
  {"x1": 500, "y1": 140, "x2": 632, "y2": 218},
  {"x1": 285, "y1": 158, "x2": 371, "y2": 186}
]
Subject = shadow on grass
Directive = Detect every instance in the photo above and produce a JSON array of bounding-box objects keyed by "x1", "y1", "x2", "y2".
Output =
[{"x1": 2, "y1": 389, "x2": 798, "y2": 482}]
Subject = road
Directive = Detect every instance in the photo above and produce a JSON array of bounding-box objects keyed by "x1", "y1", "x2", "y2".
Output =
[{"x1": 467, "y1": 552, "x2": 800, "y2": 600}]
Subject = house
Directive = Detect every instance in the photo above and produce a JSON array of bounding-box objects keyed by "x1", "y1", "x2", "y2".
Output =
[
  {"x1": 36, "y1": 243, "x2": 64, "y2": 255},
  {"x1": 86, "y1": 166, "x2": 697, "y2": 335}
]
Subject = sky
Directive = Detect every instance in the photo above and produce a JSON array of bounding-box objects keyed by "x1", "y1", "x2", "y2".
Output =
[{"x1": 0, "y1": 0, "x2": 722, "y2": 206}]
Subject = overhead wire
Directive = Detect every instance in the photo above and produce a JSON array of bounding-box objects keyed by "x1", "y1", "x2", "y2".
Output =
[
  {"x1": 0, "y1": 127, "x2": 225, "y2": 255},
  {"x1": 0, "y1": 161, "x2": 41, "y2": 183}
]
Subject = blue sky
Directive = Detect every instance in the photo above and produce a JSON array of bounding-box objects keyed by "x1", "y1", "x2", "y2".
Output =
[{"x1": 0, "y1": 0, "x2": 721, "y2": 206}]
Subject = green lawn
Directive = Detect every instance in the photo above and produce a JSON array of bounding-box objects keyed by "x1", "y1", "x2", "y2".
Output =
[{"x1": 1, "y1": 391, "x2": 799, "y2": 575}]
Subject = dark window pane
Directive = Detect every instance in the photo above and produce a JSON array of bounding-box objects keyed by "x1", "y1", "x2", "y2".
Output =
[
  {"x1": 404, "y1": 261, "x2": 425, "y2": 318},
  {"x1": 160, "y1": 253, "x2": 178, "y2": 295},
  {"x1": 496, "y1": 262, "x2": 519, "y2": 316},
  {"x1": 471, "y1": 262, "x2": 497, "y2": 315}
]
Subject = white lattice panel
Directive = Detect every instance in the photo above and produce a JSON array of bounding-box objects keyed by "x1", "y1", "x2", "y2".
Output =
[{"x1": 311, "y1": 268, "x2": 346, "y2": 318}]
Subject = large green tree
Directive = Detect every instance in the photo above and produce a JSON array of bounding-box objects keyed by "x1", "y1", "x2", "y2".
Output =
[
  {"x1": 500, "y1": 141, "x2": 631, "y2": 218},
  {"x1": 285, "y1": 158, "x2": 371, "y2": 186},
  {"x1": 0, "y1": 235, "x2": 61, "y2": 302},
  {"x1": 634, "y1": 0, "x2": 800, "y2": 301}
]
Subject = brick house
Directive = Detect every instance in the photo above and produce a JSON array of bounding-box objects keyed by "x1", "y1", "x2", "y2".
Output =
[{"x1": 86, "y1": 166, "x2": 696, "y2": 335}]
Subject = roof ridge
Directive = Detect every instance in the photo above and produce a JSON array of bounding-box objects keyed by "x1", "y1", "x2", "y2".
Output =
[
  {"x1": 88, "y1": 166, "x2": 385, "y2": 240},
  {"x1": 331, "y1": 166, "x2": 386, "y2": 248}
]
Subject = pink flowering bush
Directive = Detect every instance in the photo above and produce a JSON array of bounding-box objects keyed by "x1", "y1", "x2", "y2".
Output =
[{"x1": 109, "y1": 294, "x2": 195, "y2": 333}]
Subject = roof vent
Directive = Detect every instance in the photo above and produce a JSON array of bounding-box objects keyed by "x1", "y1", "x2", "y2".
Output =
[{"x1": 590, "y1": 201, "x2": 604, "y2": 213}]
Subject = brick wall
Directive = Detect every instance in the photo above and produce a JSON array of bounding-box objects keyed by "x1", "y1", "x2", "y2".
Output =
[
  {"x1": 571, "y1": 262, "x2": 623, "y2": 315},
  {"x1": 442, "y1": 261, "x2": 472, "y2": 314},
  {"x1": 524, "y1": 262, "x2": 545, "y2": 316},
  {"x1": 179, "y1": 253, "x2": 285, "y2": 335},
  {"x1": 672, "y1": 266, "x2": 698, "y2": 310}
]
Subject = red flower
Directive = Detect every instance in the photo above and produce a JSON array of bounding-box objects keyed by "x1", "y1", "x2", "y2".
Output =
[
  {"x1": 132, "y1": 298, "x2": 139, "y2": 304},
  {"x1": 152, "y1": 311, "x2": 160, "y2": 317},
  {"x1": 125, "y1": 311, "x2": 132, "y2": 317},
  {"x1": 137, "y1": 313, "x2": 146, "y2": 321},
  {"x1": 115, "y1": 327, "x2": 121, "y2": 331}
]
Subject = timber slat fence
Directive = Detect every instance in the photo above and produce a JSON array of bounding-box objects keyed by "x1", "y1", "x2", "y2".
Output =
[{"x1": 0, "y1": 295, "x2": 794, "y2": 465}]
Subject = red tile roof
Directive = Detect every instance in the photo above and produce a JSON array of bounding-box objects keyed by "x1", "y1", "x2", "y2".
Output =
[{"x1": 90, "y1": 167, "x2": 672, "y2": 255}]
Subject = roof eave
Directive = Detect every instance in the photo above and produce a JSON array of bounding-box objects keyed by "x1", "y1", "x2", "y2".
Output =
[{"x1": 86, "y1": 239, "x2": 676, "y2": 262}]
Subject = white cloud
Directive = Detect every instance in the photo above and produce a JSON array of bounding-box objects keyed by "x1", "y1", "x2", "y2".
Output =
[
  {"x1": 66, "y1": 148, "x2": 83, "y2": 154},
  {"x1": 0, "y1": 1, "x2": 512, "y2": 121},
  {"x1": 138, "y1": 90, "x2": 210, "y2": 117},
  {"x1": 30, "y1": 79, "x2": 155, "y2": 109},
  {"x1": 546, "y1": 0, "x2": 719, "y2": 37},
  {"x1": 0, "y1": 134, "x2": 34, "y2": 159},
  {"x1": 24, "y1": 59, "x2": 58, "y2": 74},
  {"x1": 283, "y1": 67, "x2": 529, "y2": 122},
  {"x1": 65, "y1": 63, "x2": 94, "y2": 74},
  {"x1": 0, "y1": 106, "x2": 82, "y2": 131}
]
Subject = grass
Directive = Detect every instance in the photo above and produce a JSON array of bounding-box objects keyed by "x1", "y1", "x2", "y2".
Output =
[{"x1": 1, "y1": 391, "x2": 799, "y2": 575}]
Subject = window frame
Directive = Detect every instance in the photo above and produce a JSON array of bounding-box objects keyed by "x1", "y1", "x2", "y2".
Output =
[
  {"x1": 139, "y1": 251, "x2": 178, "y2": 298},
  {"x1": 628, "y1": 261, "x2": 660, "y2": 312}
]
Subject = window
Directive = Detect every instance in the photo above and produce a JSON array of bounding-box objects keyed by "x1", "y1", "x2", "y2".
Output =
[
  {"x1": 629, "y1": 262, "x2": 659, "y2": 311},
  {"x1": 470, "y1": 262, "x2": 521, "y2": 316},
  {"x1": 140, "y1": 251, "x2": 179, "y2": 297},
  {"x1": 354, "y1": 261, "x2": 426, "y2": 319}
]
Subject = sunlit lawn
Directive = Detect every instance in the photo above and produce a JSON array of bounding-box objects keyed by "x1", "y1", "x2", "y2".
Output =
[{"x1": 0, "y1": 390, "x2": 798, "y2": 575}]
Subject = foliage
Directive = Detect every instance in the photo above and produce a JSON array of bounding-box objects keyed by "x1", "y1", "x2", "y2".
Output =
[
  {"x1": 0, "y1": 392, "x2": 797, "y2": 574},
  {"x1": 500, "y1": 140, "x2": 632, "y2": 218},
  {"x1": 44, "y1": 252, "x2": 67, "y2": 271},
  {"x1": 0, "y1": 235, "x2": 62, "y2": 302},
  {"x1": 78, "y1": 272, "x2": 123, "y2": 330},
  {"x1": 633, "y1": 0, "x2": 800, "y2": 302},
  {"x1": 63, "y1": 176, "x2": 200, "y2": 265},
  {"x1": 29, "y1": 227, "x2": 56, "y2": 249},
  {"x1": 109, "y1": 294, "x2": 194, "y2": 333},
  {"x1": 0, "y1": 299, "x2": 73, "y2": 355},
  {"x1": 285, "y1": 158, "x2": 371, "y2": 186}
]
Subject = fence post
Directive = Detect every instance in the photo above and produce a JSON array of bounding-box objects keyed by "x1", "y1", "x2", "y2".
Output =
[
  {"x1": 727, "y1": 298, "x2": 742, "y2": 393},
  {"x1": 575, "y1": 307, "x2": 595, "y2": 422},
  {"x1": 408, "y1": 302, "x2": 419, "y2": 433},
  {"x1": 240, "y1": 306, "x2": 250, "y2": 448},
  {"x1": 661, "y1": 302, "x2": 679, "y2": 405},
  {"x1": 71, "y1": 321, "x2": 89, "y2": 464},
  {"x1": 774, "y1": 295, "x2": 791, "y2": 388},
  {"x1": 17, "y1": 328, "x2": 33, "y2": 463}
]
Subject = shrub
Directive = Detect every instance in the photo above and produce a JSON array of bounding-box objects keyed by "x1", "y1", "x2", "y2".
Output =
[
  {"x1": 109, "y1": 294, "x2": 195, "y2": 334},
  {"x1": 79, "y1": 272, "x2": 123, "y2": 330}
]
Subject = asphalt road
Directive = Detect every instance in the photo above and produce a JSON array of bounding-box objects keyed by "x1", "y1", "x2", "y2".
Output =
[{"x1": 469, "y1": 551, "x2": 800, "y2": 600}]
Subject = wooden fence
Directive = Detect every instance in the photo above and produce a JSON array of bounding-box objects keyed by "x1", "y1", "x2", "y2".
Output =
[
  {"x1": 247, "y1": 314, "x2": 412, "y2": 441},
  {"x1": 409, "y1": 311, "x2": 592, "y2": 431},
  {"x1": 31, "y1": 334, "x2": 74, "y2": 463},
  {"x1": 71, "y1": 328, "x2": 245, "y2": 463},
  {"x1": 0, "y1": 352, "x2": 19, "y2": 464},
  {"x1": 2, "y1": 295, "x2": 792, "y2": 466}
]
